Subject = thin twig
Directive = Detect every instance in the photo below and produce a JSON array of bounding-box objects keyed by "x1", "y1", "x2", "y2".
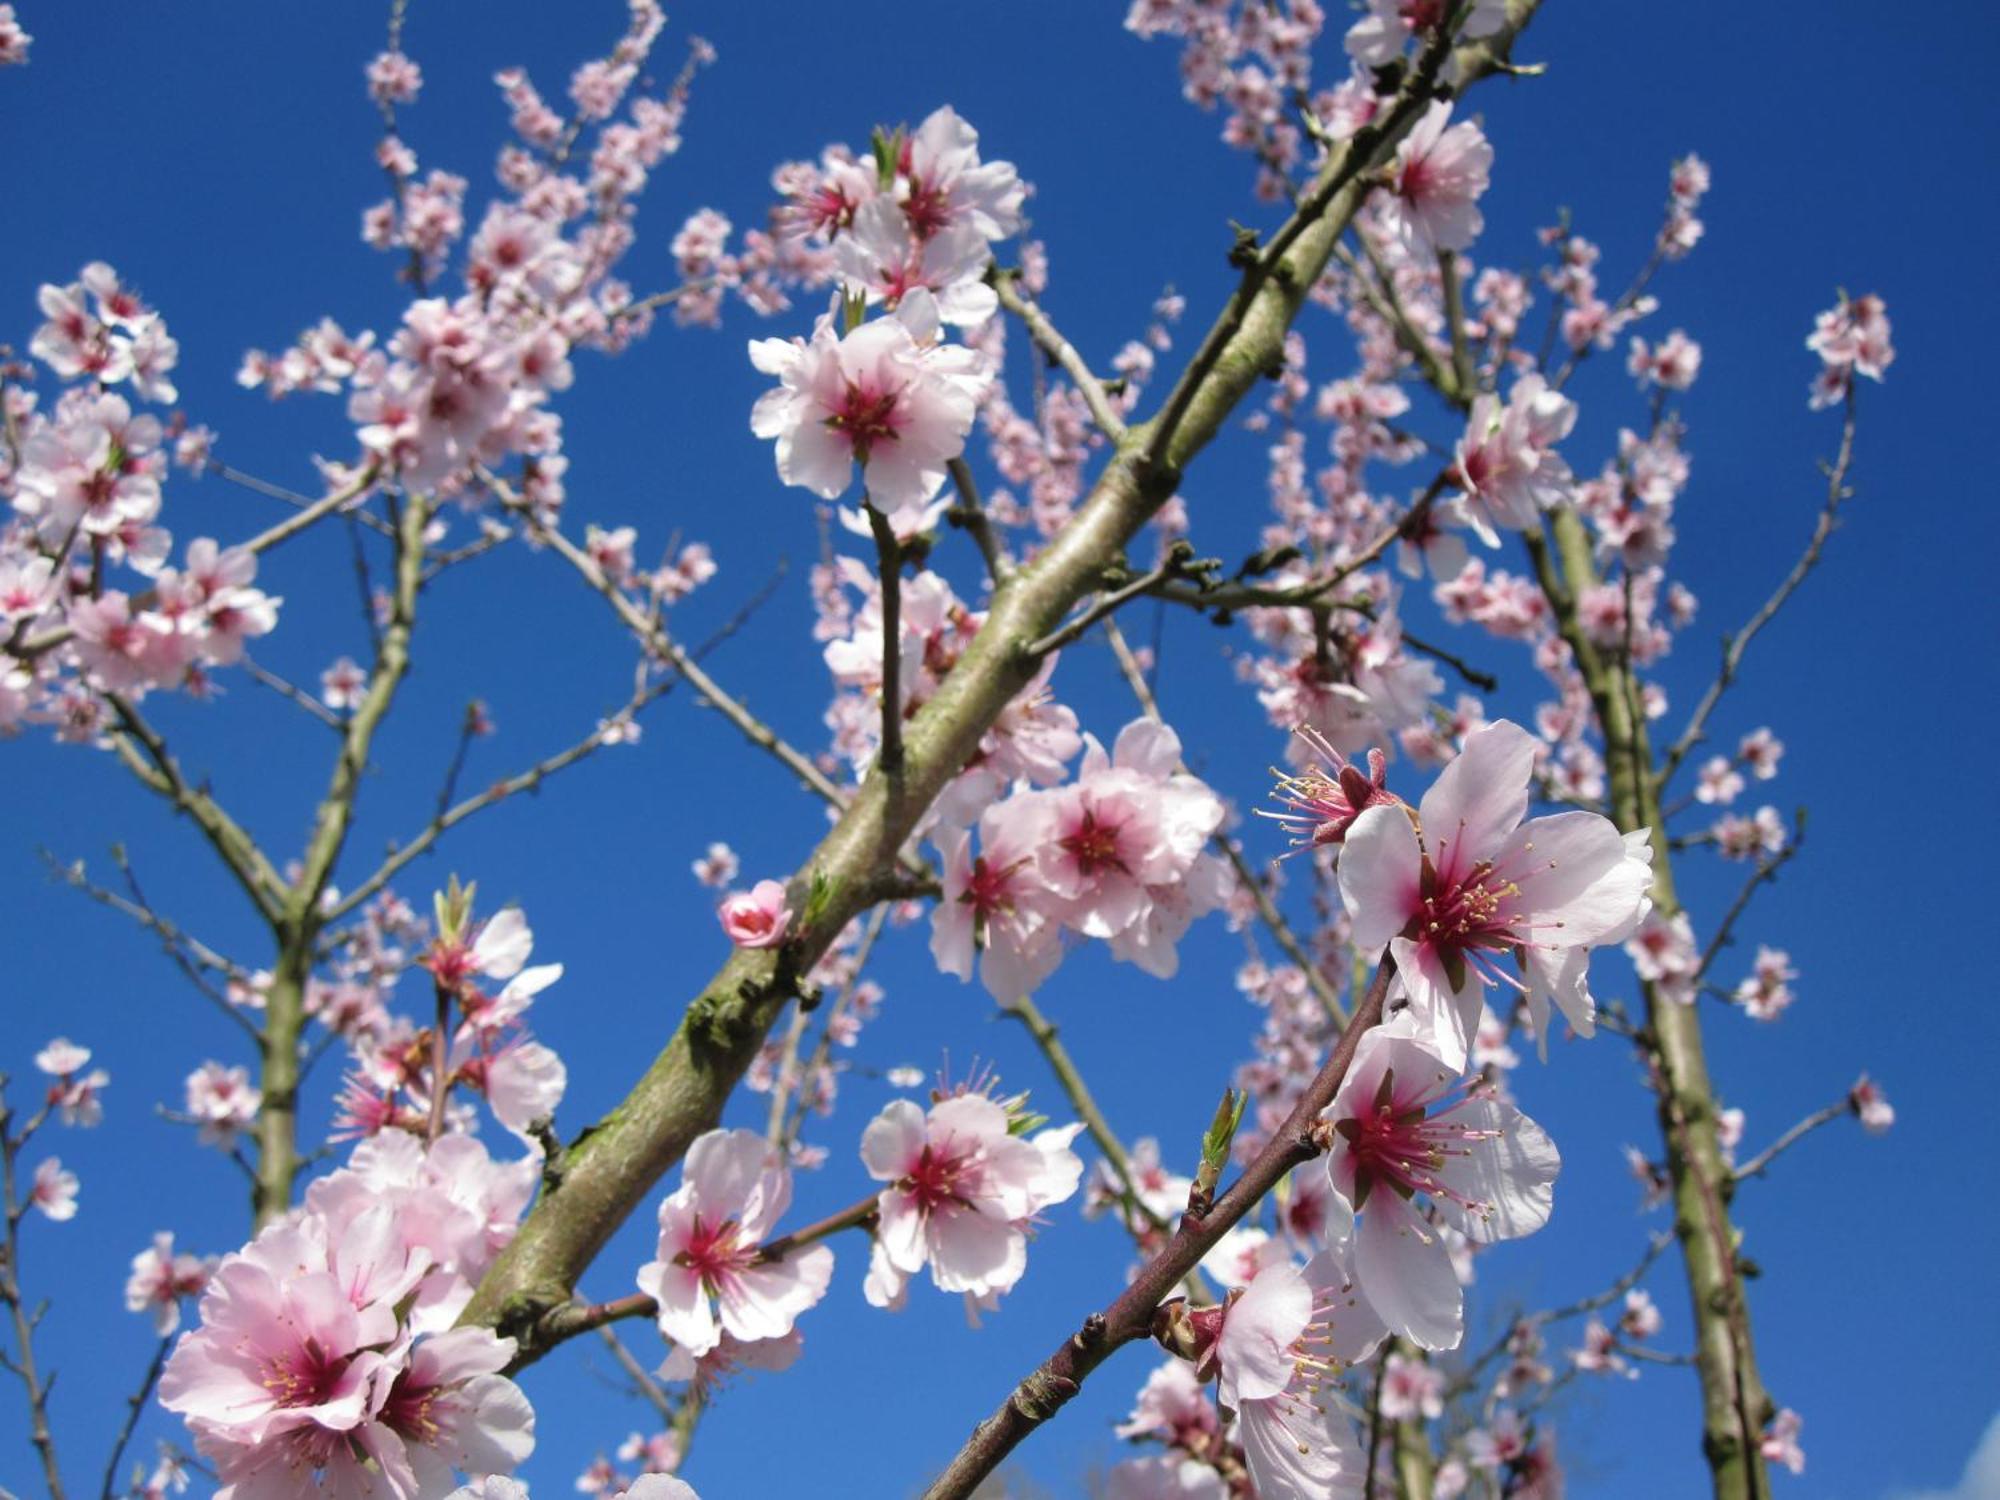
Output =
[
  {"x1": 1661, "y1": 388, "x2": 1860, "y2": 787},
  {"x1": 99, "y1": 1335, "x2": 172, "y2": 1500},
  {"x1": 242, "y1": 656, "x2": 345, "y2": 730},
  {"x1": 1691, "y1": 809, "x2": 1805, "y2": 983},
  {"x1": 990, "y1": 270, "x2": 1128, "y2": 443},
  {"x1": 1730, "y1": 1099, "x2": 1849, "y2": 1186},
  {"x1": 946, "y1": 457, "x2": 1009, "y2": 583}
]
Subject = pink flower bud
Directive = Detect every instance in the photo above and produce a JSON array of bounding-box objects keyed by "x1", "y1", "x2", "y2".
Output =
[{"x1": 719, "y1": 880, "x2": 793, "y2": 949}]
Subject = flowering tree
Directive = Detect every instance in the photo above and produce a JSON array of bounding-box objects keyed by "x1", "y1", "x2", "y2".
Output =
[{"x1": 0, "y1": 3, "x2": 1908, "y2": 1499}]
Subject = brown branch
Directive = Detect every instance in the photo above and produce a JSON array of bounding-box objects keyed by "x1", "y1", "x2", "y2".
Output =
[
  {"x1": 867, "y1": 504, "x2": 906, "y2": 778},
  {"x1": 918, "y1": 960, "x2": 1394, "y2": 1500},
  {"x1": 1729, "y1": 1099, "x2": 1849, "y2": 1186},
  {"x1": 104, "y1": 696, "x2": 289, "y2": 925},
  {"x1": 946, "y1": 457, "x2": 1008, "y2": 583},
  {"x1": 98, "y1": 1335, "x2": 172, "y2": 1500},
  {"x1": 0, "y1": 1082, "x2": 66, "y2": 1500}
]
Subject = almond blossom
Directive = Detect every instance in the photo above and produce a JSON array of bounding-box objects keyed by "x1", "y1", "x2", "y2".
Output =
[
  {"x1": 158, "y1": 1191, "x2": 535, "y2": 1498},
  {"x1": 718, "y1": 879, "x2": 793, "y2": 949},
  {"x1": 896, "y1": 105, "x2": 1026, "y2": 242},
  {"x1": 860, "y1": 1091, "x2": 1081, "y2": 1309},
  {"x1": 125, "y1": 1232, "x2": 216, "y2": 1335},
  {"x1": 635, "y1": 1127, "x2": 834, "y2": 1359},
  {"x1": 1338, "y1": 719, "x2": 1652, "y2": 1068},
  {"x1": 28, "y1": 1155, "x2": 77, "y2": 1220},
  {"x1": 1383, "y1": 101, "x2": 1493, "y2": 252},
  {"x1": 1451, "y1": 376, "x2": 1578, "y2": 542},
  {"x1": 1320, "y1": 1019, "x2": 1559, "y2": 1350},
  {"x1": 748, "y1": 289, "x2": 990, "y2": 522},
  {"x1": 1159, "y1": 1248, "x2": 1384, "y2": 1500}
]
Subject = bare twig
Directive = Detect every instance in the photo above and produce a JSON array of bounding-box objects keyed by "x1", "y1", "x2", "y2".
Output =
[
  {"x1": 99, "y1": 1335, "x2": 172, "y2": 1500},
  {"x1": 1691, "y1": 809, "x2": 1805, "y2": 983},
  {"x1": 990, "y1": 270, "x2": 1128, "y2": 443},
  {"x1": 1661, "y1": 389, "x2": 1860, "y2": 787},
  {"x1": 1729, "y1": 1099, "x2": 1849, "y2": 1186}
]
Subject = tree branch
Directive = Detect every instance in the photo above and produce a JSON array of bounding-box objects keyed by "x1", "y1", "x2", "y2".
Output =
[{"x1": 919, "y1": 960, "x2": 1394, "y2": 1500}]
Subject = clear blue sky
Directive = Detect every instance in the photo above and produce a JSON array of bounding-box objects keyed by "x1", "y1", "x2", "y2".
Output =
[{"x1": 1, "y1": 4, "x2": 1993, "y2": 1498}]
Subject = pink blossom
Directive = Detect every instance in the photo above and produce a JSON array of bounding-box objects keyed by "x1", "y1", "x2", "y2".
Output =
[
  {"x1": 184, "y1": 1062, "x2": 262, "y2": 1148},
  {"x1": 691, "y1": 842, "x2": 739, "y2": 888},
  {"x1": 1345, "y1": 0, "x2": 1508, "y2": 67},
  {"x1": 636, "y1": 1128, "x2": 833, "y2": 1359},
  {"x1": 1379, "y1": 1348, "x2": 1445, "y2": 1420},
  {"x1": 1262, "y1": 730, "x2": 1400, "y2": 851},
  {"x1": 1850, "y1": 1074, "x2": 1894, "y2": 1134},
  {"x1": 1321, "y1": 1020, "x2": 1558, "y2": 1350},
  {"x1": 320, "y1": 656, "x2": 368, "y2": 710},
  {"x1": 125, "y1": 1232, "x2": 215, "y2": 1335},
  {"x1": 1451, "y1": 376, "x2": 1577, "y2": 541},
  {"x1": 367, "y1": 50, "x2": 424, "y2": 105},
  {"x1": 29, "y1": 1156, "x2": 77, "y2": 1220},
  {"x1": 748, "y1": 292, "x2": 989, "y2": 521},
  {"x1": 0, "y1": 5, "x2": 28, "y2": 64},
  {"x1": 718, "y1": 879, "x2": 793, "y2": 949},
  {"x1": 1338, "y1": 720, "x2": 1652, "y2": 1067},
  {"x1": 1169, "y1": 1250, "x2": 1383, "y2": 1500},
  {"x1": 1384, "y1": 101, "x2": 1493, "y2": 252},
  {"x1": 860, "y1": 1092, "x2": 1081, "y2": 1308},
  {"x1": 1104, "y1": 1456, "x2": 1227, "y2": 1500},
  {"x1": 1806, "y1": 293, "x2": 1893, "y2": 407},
  {"x1": 1760, "y1": 1408, "x2": 1806, "y2": 1475},
  {"x1": 897, "y1": 106, "x2": 1026, "y2": 242}
]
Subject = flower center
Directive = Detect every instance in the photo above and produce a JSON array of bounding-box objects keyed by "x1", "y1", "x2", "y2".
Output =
[
  {"x1": 676, "y1": 1213, "x2": 752, "y2": 1290},
  {"x1": 827, "y1": 380, "x2": 903, "y2": 460},
  {"x1": 1060, "y1": 808, "x2": 1129, "y2": 876}
]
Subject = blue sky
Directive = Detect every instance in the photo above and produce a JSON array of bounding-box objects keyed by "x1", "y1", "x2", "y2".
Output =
[{"x1": 1, "y1": 3, "x2": 1993, "y2": 1497}]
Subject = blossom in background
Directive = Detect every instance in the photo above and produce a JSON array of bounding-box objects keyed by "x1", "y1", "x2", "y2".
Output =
[
  {"x1": 1850, "y1": 1074, "x2": 1894, "y2": 1134},
  {"x1": 28, "y1": 1156, "x2": 77, "y2": 1220},
  {"x1": 691, "y1": 841, "x2": 739, "y2": 888},
  {"x1": 184, "y1": 1062, "x2": 261, "y2": 1148},
  {"x1": 1760, "y1": 1408, "x2": 1806, "y2": 1475},
  {"x1": 1806, "y1": 293, "x2": 1893, "y2": 408},
  {"x1": 1451, "y1": 376, "x2": 1578, "y2": 542},
  {"x1": 125, "y1": 1232, "x2": 215, "y2": 1335},
  {"x1": 636, "y1": 1128, "x2": 833, "y2": 1359},
  {"x1": 1338, "y1": 719, "x2": 1652, "y2": 1068},
  {"x1": 0, "y1": 5, "x2": 29, "y2": 64}
]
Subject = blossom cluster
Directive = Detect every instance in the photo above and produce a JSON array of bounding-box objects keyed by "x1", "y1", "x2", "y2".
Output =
[{"x1": 158, "y1": 1130, "x2": 538, "y2": 1498}]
